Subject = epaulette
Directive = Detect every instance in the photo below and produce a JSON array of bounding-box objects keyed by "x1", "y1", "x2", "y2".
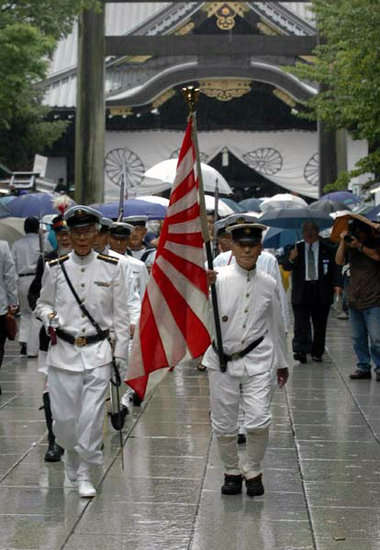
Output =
[
  {"x1": 48, "y1": 254, "x2": 69, "y2": 267},
  {"x1": 97, "y1": 253, "x2": 119, "y2": 265}
]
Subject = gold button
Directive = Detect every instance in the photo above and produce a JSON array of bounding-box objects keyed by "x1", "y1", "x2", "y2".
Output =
[
  {"x1": 81, "y1": 268, "x2": 85, "y2": 273},
  {"x1": 242, "y1": 324, "x2": 246, "y2": 329},
  {"x1": 82, "y1": 328, "x2": 85, "y2": 333},
  {"x1": 244, "y1": 308, "x2": 248, "y2": 313},
  {"x1": 81, "y1": 283, "x2": 85, "y2": 288},
  {"x1": 246, "y1": 293, "x2": 250, "y2": 298},
  {"x1": 241, "y1": 339, "x2": 245, "y2": 344}
]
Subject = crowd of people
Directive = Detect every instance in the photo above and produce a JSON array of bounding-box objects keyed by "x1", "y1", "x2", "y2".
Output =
[{"x1": 0, "y1": 201, "x2": 380, "y2": 500}]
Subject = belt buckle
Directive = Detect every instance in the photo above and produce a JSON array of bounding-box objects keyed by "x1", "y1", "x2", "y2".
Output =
[
  {"x1": 230, "y1": 352, "x2": 241, "y2": 361},
  {"x1": 75, "y1": 336, "x2": 87, "y2": 347}
]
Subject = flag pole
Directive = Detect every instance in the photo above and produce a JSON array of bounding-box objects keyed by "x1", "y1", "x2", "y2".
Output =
[{"x1": 182, "y1": 86, "x2": 227, "y2": 372}]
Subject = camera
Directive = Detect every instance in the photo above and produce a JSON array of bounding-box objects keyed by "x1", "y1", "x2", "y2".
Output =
[{"x1": 344, "y1": 233, "x2": 354, "y2": 243}]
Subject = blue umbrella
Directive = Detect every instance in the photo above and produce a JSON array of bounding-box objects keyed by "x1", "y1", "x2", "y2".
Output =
[
  {"x1": 365, "y1": 205, "x2": 380, "y2": 221},
  {"x1": 5, "y1": 192, "x2": 75, "y2": 218},
  {"x1": 260, "y1": 207, "x2": 333, "y2": 231},
  {"x1": 221, "y1": 198, "x2": 245, "y2": 213},
  {"x1": 238, "y1": 198, "x2": 262, "y2": 212},
  {"x1": 263, "y1": 227, "x2": 299, "y2": 249},
  {"x1": 93, "y1": 199, "x2": 166, "y2": 220},
  {"x1": 321, "y1": 191, "x2": 361, "y2": 206}
]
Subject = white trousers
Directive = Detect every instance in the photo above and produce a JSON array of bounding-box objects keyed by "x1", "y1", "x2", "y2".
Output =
[
  {"x1": 208, "y1": 368, "x2": 275, "y2": 477},
  {"x1": 18, "y1": 276, "x2": 40, "y2": 355},
  {"x1": 48, "y1": 365, "x2": 111, "y2": 465},
  {"x1": 208, "y1": 369, "x2": 275, "y2": 435}
]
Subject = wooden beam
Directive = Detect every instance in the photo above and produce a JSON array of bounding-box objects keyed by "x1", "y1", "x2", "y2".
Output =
[{"x1": 105, "y1": 35, "x2": 317, "y2": 57}]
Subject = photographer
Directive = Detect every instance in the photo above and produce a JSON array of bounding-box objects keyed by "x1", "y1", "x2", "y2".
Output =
[{"x1": 336, "y1": 218, "x2": 380, "y2": 380}]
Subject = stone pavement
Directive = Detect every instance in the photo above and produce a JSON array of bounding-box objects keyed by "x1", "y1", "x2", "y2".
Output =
[{"x1": 1, "y1": 314, "x2": 380, "y2": 550}]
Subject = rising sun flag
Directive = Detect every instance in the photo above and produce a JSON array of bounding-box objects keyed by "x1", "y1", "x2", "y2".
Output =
[{"x1": 125, "y1": 118, "x2": 211, "y2": 399}]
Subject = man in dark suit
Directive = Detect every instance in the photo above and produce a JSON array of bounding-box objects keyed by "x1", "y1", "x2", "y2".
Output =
[{"x1": 282, "y1": 221, "x2": 339, "y2": 363}]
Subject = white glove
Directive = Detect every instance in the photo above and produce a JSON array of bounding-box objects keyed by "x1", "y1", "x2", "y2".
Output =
[{"x1": 45, "y1": 312, "x2": 60, "y2": 331}]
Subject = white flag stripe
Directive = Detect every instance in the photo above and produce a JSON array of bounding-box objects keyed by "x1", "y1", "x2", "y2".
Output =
[
  {"x1": 155, "y1": 255, "x2": 210, "y2": 323},
  {"x1": 164, "y1": 240, "x2": 206, "y2": 270},
  {"x1": 167, "y1": 185, "x2": 198, "y2": 217},
  {"x1": 127, "y1": 324, "x2": 145, "y2": 379},
  {"x1": 172, "y1": 148, "x2": 194, "y2": 188},
  {"x1": 148, "y1": 276, "x2": 188, "y2": 366},
  {"x1": 168, "y1": 219, "x2": 202, "y2": 234}
]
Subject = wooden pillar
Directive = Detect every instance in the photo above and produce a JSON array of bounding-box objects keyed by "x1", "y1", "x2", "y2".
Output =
[
  {"x1": 318, "y1": 120, "x2": 337, "y2": 198},
  {"x1": 75, "y1": 7, "x2": 105, "y2": 204}
]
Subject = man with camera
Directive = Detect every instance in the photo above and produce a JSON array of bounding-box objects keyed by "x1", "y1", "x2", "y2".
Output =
[{"x1": 336, "y1": 218, "x2": 380, "y2": 380}]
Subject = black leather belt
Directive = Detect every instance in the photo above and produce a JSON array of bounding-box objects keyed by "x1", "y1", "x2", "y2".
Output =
[
  {"x1": 56, "y1": 328, "x2": 109, "y2": 347},
  {"x1": 212, "y1": 333, "x2": 266, "y2": 363},
  {"x1": 19, "y1": 273, "x2": 35, "y2": 277}
]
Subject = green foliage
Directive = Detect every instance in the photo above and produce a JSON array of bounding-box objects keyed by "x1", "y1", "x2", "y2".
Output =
[
  {"x1": 0, "y1": 0, "x2": 99, "y2": 169},
  {"x1": 290, "y1": 0, "x2": 380, "y2": 186}
]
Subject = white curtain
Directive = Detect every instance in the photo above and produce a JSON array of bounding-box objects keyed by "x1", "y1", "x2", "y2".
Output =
[{"x1": 104, "y1": 129, "x2": 367, "y2": 201}]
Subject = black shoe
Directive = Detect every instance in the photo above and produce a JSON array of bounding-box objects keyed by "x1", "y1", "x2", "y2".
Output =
[
  {"x1": 311, "y1": 356, "x2": 323, "y2": 362},
  {"x1": 246, "y1": 474, "x2": 265, "y2": 497},
  {"x1": 294, "y1": 353, "x2": 307, "y2": 364},
  {"x1": 237, "y1": 433, "x2": 246, "y2": 445},
  {"x1": 221, "y1": 474, "x2": 243, "y2": 495},
  {"x1": 132, "y1": 392, "x2": 143, "y2": 406},
  {"x1": 44, "y1": 442, "x2": 64, "y2": 462},
  {"x1": 20, "y1": 343, "x2": 27, "y2": 356},
  {"x1": 110, "y1": 405, "x2": 129, "y2": 431},
  {"x1": 349, "y1": 370, "x2": 371, "y2": 380},
  {"x1": 376, "y1": 372, "x2": 380, "y2": 382}
]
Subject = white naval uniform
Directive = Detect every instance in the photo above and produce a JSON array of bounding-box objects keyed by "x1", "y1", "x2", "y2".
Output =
[
  {"x1": 35, "y1": 250, "x2": 129, "y2": 469},
  {"x1": 213, "y1": 250, "x2": 290, "y2": 332},
  {"x1": 202, "y1": 262, "x2": 289, "y2": 480},
  {"x1": 11, "y1": 233, "x2": 41, "y2": 355},
  {"x1": 125, "y1": 254, "x2": 149, "y2": 300}
]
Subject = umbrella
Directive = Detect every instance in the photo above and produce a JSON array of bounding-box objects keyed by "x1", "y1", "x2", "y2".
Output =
[
  {"x1": 221, "y1": 198, "x2": 244, "y2": 213},
  {"x1": 310, "y1": 198, "x2": 350, "y2": 214},
  {"x1": 204, "y1": 195, "x2": 237, "y2": 217},
  {"x1": 330, "y1": 212, "x2": 378, "y2": 243},
  {"x1": 260, "y1": 193, "x2": 307, "y2": 213},
  {"x1": 238, "y1": 197, "x2": 262, "y2": 212},
  {"x1": 144, "y1": 159, "x2": 232, "y2": 195},
  {"x1": 0, "y1": 217, "x2": 25, "y2": 245},
  {"x1": 262, "y1": 227, "x2": 299, "y2": 249},
  {"x1": 260, "y1": 207, "x2": 334, "y2": 231},
  {"x1": 135, "y1": 195, "x2": 169, "y2": 207},
  {"x1": 364, "y1": 205, "x2": 380, "y2": 221},
  {"x1": 321, "y1": 191, "x2": 361, "y2": 207},
  {"x1": 93, "y1": 199, "x2": 167, "y2": 220},
  {"x1": 4, "y1": 192, "x2": 75, "y2": 218}
]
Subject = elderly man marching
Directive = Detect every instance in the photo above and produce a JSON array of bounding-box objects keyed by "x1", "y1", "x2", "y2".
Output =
[
  {"x1": 202, "y1": 222, "x2": 289, "y2": 497},
  {"x1": 35, "y1": 206, "x2": 129, "y2": 498}
]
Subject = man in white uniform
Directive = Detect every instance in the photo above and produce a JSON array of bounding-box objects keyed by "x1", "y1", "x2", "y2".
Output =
[
  {"x1": 93, "y1": 219, "x2": 143, "y2": 413},
  {"x1": 12, "y1": 217, "x2": 41, "y2": 356},
  {"x1": 35, "y1": 206, "x2": 129, "y2": 498},
  {"x1": 0, "y1": 240, "x2": 18, "y2": 393},
  {"x1": 203, "y1": 223, "x2": 289, "y2": 497},
  {"x1": 124, "y1": 215, "x2": 156, "y2": 266}
]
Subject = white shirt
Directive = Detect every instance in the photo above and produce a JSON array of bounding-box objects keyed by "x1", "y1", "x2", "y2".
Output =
[
  {"x1": 304, "y1": 241, "x2": 319, "y2": 281},
  {"x1": 123, "y1": 253, "x2": 149, "y2": 299},
  {"x1": 103, "y1": 248, "x2": 141, "y2": 325},
  {"x1": 35, "y1": 250, "x2": 129, "y2": 371},
  {"x1": 202, "y1": 263, "x2": 289, "y2": 377},
  {"x1": 213, "y1": 250, "x2": 290, "y2": 332},
  {"x1": 0, "y1": 241, "x2": 18, "y2": 315},
  {"x1": 11, "y1": 233, "x2": 40, "y2": 276}
]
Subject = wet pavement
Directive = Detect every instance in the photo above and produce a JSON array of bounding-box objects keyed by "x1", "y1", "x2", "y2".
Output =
[{"x1": 1, "y1": 313, "x2": 380, "y2": 550}]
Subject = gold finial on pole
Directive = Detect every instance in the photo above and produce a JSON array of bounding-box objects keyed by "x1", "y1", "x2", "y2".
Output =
[{"x1": 181, "y1": 85, "x2": 200, "y2": 113}]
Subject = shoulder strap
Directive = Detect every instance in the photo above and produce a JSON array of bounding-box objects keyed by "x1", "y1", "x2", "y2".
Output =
[{"x1": 60, "y1": 261, "x2": 103, "y2": 336}]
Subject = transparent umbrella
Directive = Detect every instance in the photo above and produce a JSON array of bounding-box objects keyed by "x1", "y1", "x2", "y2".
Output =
[{"x1": 143, "y1": 159, "x2": 232, "y2": 195}]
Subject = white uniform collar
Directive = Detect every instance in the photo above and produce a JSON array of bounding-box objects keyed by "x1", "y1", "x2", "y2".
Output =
[
  {"x1": 233, "y1": 262, "x2": 257, "y2": 276},
  {"x1": 71, "y1": 249, "x2": 96, "y2": 265}
]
